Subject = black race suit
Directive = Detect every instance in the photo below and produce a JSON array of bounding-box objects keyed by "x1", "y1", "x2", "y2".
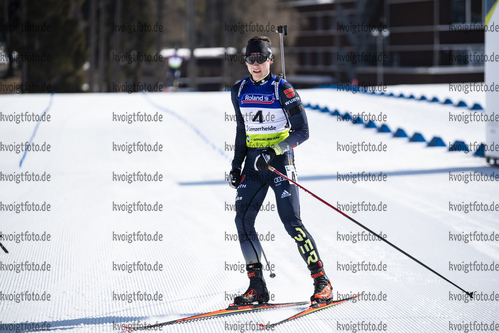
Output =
[{"x1": 230, "y1": 73, "x2": 323, "y2": 271}]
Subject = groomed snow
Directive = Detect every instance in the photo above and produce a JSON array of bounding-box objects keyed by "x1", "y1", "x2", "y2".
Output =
[{"x1": 0, "y1": 86, "x2": 497, "y2": 332}]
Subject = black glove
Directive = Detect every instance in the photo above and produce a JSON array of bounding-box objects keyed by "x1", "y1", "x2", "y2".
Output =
[
  {"x1": 254, "y1": 148, "x2": 276, "y2": 171},
  {"x1": 228, "y1": 167, "x2": 241, "y2": 188}
]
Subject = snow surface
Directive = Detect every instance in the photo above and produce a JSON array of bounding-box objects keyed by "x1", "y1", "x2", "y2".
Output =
[{"x1": 0, "y1": 85, "x2": 498, "y2": 332}]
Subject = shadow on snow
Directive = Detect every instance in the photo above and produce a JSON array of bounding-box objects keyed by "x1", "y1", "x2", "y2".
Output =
[{"x1": 178, "y1": 166, "x2": 495, "y2": 186}]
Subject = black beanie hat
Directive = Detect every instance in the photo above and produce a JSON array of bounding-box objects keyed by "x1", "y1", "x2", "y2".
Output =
[{"x1": 245, "y1": 39, "x2": 273, "y2": 59}]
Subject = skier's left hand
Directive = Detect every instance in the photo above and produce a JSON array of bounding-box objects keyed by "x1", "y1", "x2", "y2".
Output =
[{"x1": 254, "y1": 148, "x2": 276, "y2": 171}]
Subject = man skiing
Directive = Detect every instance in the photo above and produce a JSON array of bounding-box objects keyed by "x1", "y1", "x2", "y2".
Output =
[
  {"x1": 166, "y1": 49, "x2": 183, "y2": 90},
  {"x1": 228, "y1": 36, "x2": 332, "y2": 305}
]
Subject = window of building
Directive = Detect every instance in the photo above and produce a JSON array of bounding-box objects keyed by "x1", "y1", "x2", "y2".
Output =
[
  {"x1": 452, "y1": 0, "x2": 466, "y2": 23},
  {"x1": 324, "y1": 51, "x2": 332, "y2": 66},
  {"x1": 317, "y1": 51, "x2": 323, "y2": 66},
  {"x1": 301, "y1": 51, "x2": 311, "y2": 66},
  {"x1": 316, "y1": 15, "x2": 323, "y2": 31},
  {"x1": 323, "y1": 15, "x2": 332, "y2": 31},
  {"x1": 308, "y1": 16, "x2": 317, "y2": 31},
  {"x1": 470, "y1": 0, "x2": 483, "y2": 23},
  {"x1": 311, "y1": 51, "x2": 318, "y2": 66},
  {"x1": 452, "y1": 0, "x2": 484, "y2": 23}
]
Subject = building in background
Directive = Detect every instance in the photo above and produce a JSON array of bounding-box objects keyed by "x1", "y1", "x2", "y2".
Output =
[{"x1": 285, "y1": 0, "x2": 485, "y2": 88}]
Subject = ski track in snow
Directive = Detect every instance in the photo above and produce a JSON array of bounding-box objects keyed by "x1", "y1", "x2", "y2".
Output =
[{"x1": 0, "y1": 86, "x2": 498, "y2": 332}]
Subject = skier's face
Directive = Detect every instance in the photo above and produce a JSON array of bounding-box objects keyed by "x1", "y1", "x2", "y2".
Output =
[{"x1": 246, "y1": 58, "x2": 272, "y2": 82}]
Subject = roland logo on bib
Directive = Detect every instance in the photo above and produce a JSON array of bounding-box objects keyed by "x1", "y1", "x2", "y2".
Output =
[{"x1": 243, "y1": 94, "x2": 272, "y2": 103}]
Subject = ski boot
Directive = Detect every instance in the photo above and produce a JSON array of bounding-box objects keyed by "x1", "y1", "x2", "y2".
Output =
[
  {"x1": 309, "y1": 261, "x2": 332, "y2": 304},
  {"x1": 234, "y1": 263, "x2": 269, "y2": 305}
]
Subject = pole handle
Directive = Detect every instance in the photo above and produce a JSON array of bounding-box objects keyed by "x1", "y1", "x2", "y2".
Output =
[
  {"x1": 276, "y1": 25, "x2": 288, "y2": 35},
  {"x1": 275, "y1": 25, "x2": 288, "y2": 80}
]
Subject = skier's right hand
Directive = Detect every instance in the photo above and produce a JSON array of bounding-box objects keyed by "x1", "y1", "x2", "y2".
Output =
[{"x1": 228, "y1": 168, "x2": 241, "y2": 189}]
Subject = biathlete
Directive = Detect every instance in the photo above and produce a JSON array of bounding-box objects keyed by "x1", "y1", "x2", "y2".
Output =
[{"x1": 228, "y1": 35, "x2": 332, "y2": 305}]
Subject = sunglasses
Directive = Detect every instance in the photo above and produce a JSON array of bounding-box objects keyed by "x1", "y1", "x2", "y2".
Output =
[{"x1": 244, "y1": 55, "x2": 269, "y2": 65}]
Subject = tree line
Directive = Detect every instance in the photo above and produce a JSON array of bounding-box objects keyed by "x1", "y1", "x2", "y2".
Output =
[{"x1": 0, "y1": 0, "x2": 295, "y2": 93}]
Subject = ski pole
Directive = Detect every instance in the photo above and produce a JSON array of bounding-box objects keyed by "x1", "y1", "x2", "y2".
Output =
[
  {"x1": 261, "y1": 247, "x2": 276, "y2": 278},
  {"x1": 276, "y1": 25, "x2": 288, "y2": 80},
  {"x1": 267, "y1": 165, "x2": 474, "y2": 298},
  {"x1": 0, "y1": 233, "x2": 8, "y2": 254}
]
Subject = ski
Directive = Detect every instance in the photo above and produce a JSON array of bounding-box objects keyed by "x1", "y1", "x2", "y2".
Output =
[
  {"x1": 259, "y1": 294, "x2": 361, "y2": 329},
  {"x1": 121, "y1": 300, "x2": 309, "y2": 332}
]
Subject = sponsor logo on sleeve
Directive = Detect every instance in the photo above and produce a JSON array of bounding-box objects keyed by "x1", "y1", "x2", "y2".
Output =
[{"x1": 284, "y1": 88, "x2": 295, "y2": 98}]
